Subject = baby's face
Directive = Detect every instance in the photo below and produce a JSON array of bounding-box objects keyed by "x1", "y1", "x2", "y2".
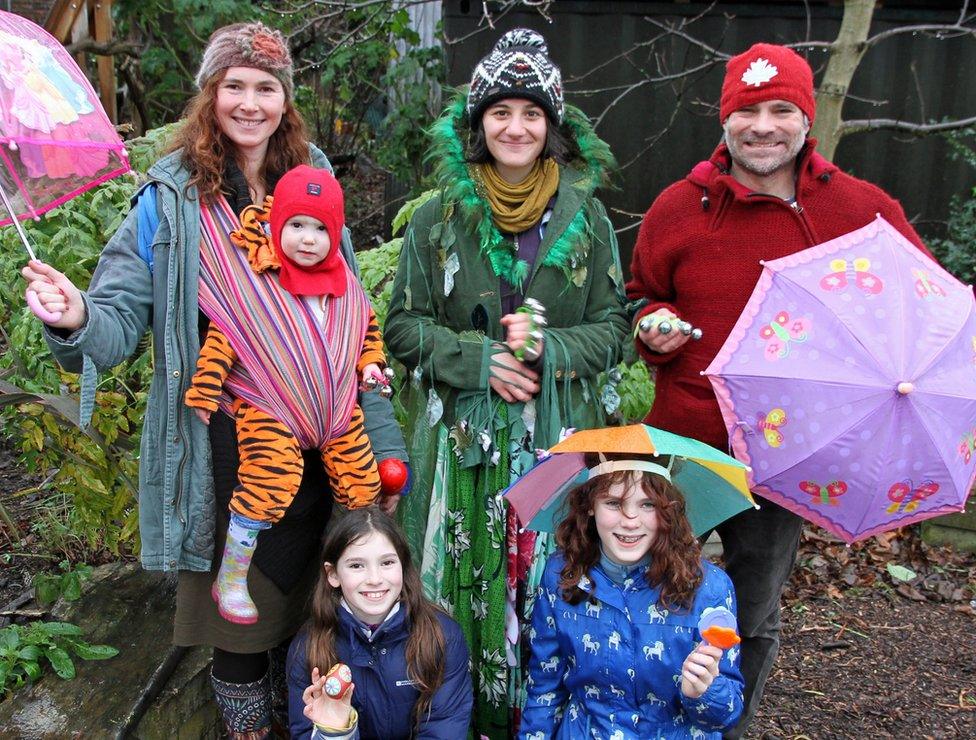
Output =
[{"x1": 279, "y1": 214, "x2": 331, "y2": 266}]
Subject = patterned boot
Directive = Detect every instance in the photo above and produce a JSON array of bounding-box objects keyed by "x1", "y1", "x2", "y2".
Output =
[
  {"x1": 211, "y1": 669, "x2": 273, "y2": 740},
  {"x1": 212, "y1": 514, "x2": 268, "y2": 624},
  {"x1": 267, "y1": 641, "x2": 291, "y2": 738}
]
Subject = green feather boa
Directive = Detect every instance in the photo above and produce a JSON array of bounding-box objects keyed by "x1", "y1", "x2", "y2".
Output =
[{"x1": 427, "y1": 90, "x2": 616, "y2": 289}]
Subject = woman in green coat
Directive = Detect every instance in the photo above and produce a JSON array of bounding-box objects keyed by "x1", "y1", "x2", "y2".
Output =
[{"x1": 384, "y1": 28, "x2": 629, "y2": 738}]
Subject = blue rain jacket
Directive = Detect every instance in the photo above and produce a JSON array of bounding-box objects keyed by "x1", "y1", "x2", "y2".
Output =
[
  {"x1": 521, "y1": 551, "x2": 744, "y2": 739},
  {"x1": 287, "y1": 606, "x2": 472, "y2": 740}
]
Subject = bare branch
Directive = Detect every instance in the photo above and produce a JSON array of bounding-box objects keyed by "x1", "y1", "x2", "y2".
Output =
[
  {"x1": 839, "y1": 116, "x2": 976, "y2": 136},
  {"x1": 642, "y1": 13, "x2": 730, "y2": 62},
  {"x1": 866, "y1": 22, "x2": 976, "y2": 48},
  {"x1": 592, "y1": 60, "x2": 721, "y2": 129},
  {"x1": 64, "y1": 38, "x2": 142, "y2": 57}
]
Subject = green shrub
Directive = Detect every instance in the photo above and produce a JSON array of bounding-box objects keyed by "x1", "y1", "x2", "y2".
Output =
[
  {"x1": 0, "y1": 128, "x2": 178, "y2": 558},
  {"x1": 0, "y1": 621, "x2": 117, "y2": 694},
  {"x1": 929, "y1": 128, "x2": 976, "y2": 286}
]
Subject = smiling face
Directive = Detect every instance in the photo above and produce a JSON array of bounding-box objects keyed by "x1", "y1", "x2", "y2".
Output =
[
  {"x1": 481, "y1": 98, "x2": 548, "y2": 184},
  {"x1": 215, "y1": 66, "x2": 287, "y2": 160},
  {"x1": 590, "y1": 474, "x2": 660, "y2": 565},
  {"x1": 278, "y1": 214, "x2": 332, "y2": 267},
  {"x1": 326, "y1": 530, "x2": 403, "y2": 625},
  {"x1": 723, "y1": 99, "x2": 808, "y2": 178}
]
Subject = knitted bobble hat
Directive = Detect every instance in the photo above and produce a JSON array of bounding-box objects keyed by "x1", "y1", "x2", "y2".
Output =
[
  {"x1": 720, "y1": 43, "x2": 816, "y2": 124},
  {"x1": 195, "y1": 22, "x2": 294, "y2": 98},
  {"x1": 270, "y1": 165, "x2": 348, "y2": 297},
  {"x1": 467, "y1": 28, "x2": 564, "y2": 124}
]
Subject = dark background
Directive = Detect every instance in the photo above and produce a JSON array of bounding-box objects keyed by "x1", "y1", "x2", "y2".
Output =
[{"x1": 443, "y1": 0, "x2": 976, "y2": 268}]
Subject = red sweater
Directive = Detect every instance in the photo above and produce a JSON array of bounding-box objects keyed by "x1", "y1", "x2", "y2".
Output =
[{"x1": 625, "y1": 141, "x2": 930, "y2": 451}]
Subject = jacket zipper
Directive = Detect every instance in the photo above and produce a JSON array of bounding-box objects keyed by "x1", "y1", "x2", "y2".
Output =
[
  {"x1": 745, "y1": 192, "x2": 820, "y2": 245},
  {"x1": 170, "y1": 190, "x2": 188, "y2": 528}
]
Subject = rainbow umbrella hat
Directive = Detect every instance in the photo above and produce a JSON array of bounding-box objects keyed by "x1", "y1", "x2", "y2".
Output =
[{"x1": 503, "y1": 424, "x2": 756, "y2": 537}]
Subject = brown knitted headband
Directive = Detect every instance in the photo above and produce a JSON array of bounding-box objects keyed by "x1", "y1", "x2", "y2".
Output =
[{"x1": 195, "y1": 22, "x2": 294, "y2": 98}]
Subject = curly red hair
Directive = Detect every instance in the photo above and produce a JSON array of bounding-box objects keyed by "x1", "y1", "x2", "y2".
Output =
[
  {"x1": 166, "y1": 72, "x2": 310, "y2": 204},
  {"x1": 555, "y1": 452, "x2": 703, "y2": 611}
]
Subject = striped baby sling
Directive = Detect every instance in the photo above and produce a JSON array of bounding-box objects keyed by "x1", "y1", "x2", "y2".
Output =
[{"x1": 196, "y1": 198, "x2": 370, "y2": 449}]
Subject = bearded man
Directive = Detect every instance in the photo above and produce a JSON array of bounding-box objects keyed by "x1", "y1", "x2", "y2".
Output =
[{"x1": 626, "y1": 43, "x2": 931, "y2": 738}]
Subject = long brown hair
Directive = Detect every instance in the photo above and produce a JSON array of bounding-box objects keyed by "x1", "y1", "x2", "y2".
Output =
[
  {"x1": 306, "y1": 507, "x2": 447, "y2": 726},
  {"x1": 555, "y1": 453, "x2": 703, "y2": 611},
  {"x1": 166, "y1": 72, "x2": 310, "y2": 204}
]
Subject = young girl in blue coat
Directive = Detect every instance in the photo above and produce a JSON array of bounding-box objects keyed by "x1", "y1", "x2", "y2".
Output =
[
  {"x1": 286, "y1": 508, "x2": 472, "y2": 739},
  {"x1": 521, "y1": 453, "x2": 744, "y2": 739}
]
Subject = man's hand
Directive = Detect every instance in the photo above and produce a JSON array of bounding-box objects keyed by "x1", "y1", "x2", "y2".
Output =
[{"x1": 637, "y1": 308, "x2": 692, "y2": 354}]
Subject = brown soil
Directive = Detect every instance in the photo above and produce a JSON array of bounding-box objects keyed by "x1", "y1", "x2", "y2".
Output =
[{"x1": 751, "y1": 529, "x2": 976, "y2": 738}]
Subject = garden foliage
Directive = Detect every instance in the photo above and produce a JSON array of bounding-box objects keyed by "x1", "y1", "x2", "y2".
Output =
[
  {"x1": 115, "y1": 0, "x2": 444, "y2": 191},
  {"x1": 929, "y1": 128, "x2": 976, "y2": 287},
  {"x1": 0, "y1": 621, "x2": 117, "y2": 694}
]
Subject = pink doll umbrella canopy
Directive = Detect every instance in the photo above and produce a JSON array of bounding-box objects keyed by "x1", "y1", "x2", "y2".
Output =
[{"x1": 0, "y1": 9, "x2": 130, "y2": 259}]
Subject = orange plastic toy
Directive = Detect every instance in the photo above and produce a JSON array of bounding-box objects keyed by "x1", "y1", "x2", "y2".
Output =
[
  {"x1": 697, "y1": 606, "x2": 741, "y2": 649},
  {"x1": 700, "y1": 625, "x2": 742, "y2": 649}
]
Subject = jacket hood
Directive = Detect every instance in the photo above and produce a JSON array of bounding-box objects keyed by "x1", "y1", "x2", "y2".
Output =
[
  {"x1": 429, "y1": 87, "x2": 616, "y2": 194},
  {"x1": 424, "y1": 88, "x2": 616, "y2": 289},
  {"x1": 687, "y1": 138, "x2": 838, "y2": 205}
]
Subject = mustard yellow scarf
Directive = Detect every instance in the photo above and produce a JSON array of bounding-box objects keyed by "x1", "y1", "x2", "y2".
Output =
[{"x1": 475, "y1": 158, "x2": 559, "y2": 234}]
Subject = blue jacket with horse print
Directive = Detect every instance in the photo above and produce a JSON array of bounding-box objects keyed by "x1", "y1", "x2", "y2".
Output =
[{"x1": 521, "y1": 551, "x2": 744, "y2": 739}]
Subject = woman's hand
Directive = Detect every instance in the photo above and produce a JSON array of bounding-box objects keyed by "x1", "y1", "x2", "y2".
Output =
[
  {"x1": 303, "y1": 666, "x2": 355, "y2": 729},
  {"x1": 488, "y1": 346, "x2": 540, "y2": 403},
  {"x1": 636, "y1": 308, "x2": 691, "y2": 354},
  {"x1": 500, "y1": 311, "x2": 544, "y2": 359},
  {"x1": 680, "y1": 642, "x2": 722, "y2": 699},
  {"x1": 21, "y1": 260, "x2": 86, "y2": 330}
]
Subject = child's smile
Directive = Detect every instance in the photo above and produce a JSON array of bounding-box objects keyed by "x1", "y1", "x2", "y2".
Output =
[
  {"x1": 591, "y1": 476, "x2": 660, "y2": 565},
  {"x1": 327, "y1": 531, "x2": 403, "y2": 624}
]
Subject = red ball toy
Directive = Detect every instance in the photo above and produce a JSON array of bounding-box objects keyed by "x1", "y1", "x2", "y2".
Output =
[{"x1": 378, "y1": 458, "x2": 408, "y2": 494}]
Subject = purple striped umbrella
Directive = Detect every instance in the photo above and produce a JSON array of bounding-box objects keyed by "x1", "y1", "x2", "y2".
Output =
[{"x1": 704, "y1": 215, "x2": 976, "y2": 543}]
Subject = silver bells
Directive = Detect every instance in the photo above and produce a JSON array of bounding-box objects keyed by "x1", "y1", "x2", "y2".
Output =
[
  {"x1": 514, "y1": 298, "x2": 547, "y2": 362},
  {"x1": 362, "y1": 366, "x2": 396, "y2": 398},
  {"x1": 638, "y1": 314, "x2": 703, "y2": 341}
]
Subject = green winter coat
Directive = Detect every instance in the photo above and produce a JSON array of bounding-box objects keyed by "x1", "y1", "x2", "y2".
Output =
[{"x1": 385, "y1": 96, "x2": 629, "y2": 453}]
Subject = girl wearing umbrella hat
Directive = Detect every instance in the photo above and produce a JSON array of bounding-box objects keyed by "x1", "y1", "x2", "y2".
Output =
[
  {"x1": 21, "y1": 22, "x2": 406, "y2": 738},
  {"x1": 521, "y1": 453, "x2": 744, "y2": 739},
  {"x1": 384, "y1": 27, "x2": 629, "y2": 735}
]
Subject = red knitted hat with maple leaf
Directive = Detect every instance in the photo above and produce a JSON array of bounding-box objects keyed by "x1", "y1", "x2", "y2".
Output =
[{"x1": 719, "y1": 43, "x2": 816, "y2": 124}]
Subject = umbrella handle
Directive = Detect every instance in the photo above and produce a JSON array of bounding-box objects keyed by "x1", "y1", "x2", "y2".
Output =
[{"x1": 26, "y1": 288, "x2": 62, "y2": 324}]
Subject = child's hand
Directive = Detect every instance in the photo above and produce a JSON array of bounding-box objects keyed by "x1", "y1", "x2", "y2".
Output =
[
  {"x1": 193, "y1": 408, "x2": 212, "y2": 426},
  {"x1": 303, "y1": 665, "x2": 355, "y2": 729},
  {"x1": 21, "y1": 260, "x2": 86, "y2": 330},
  {"x1": 680, "y1": 642, "x2": 722, "y2": 699},
  {"x1": 361, "y1": 363, "x2": 383, "y2": 384}
]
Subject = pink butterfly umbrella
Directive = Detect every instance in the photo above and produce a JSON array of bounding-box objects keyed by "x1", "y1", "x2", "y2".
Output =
[
  {"x1": 0, "y1": 10, "x2": 131, "y2": 321},
  {"x1": 704, "y1": 216, "x2": 976, "y2": 543}
]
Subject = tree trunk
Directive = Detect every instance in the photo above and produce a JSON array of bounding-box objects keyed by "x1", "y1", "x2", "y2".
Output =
[{"x1": 811, "y1": 0, "x2": 876, "y2": 161}]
